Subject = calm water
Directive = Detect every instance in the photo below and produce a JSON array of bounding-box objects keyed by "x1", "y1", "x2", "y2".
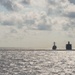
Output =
[{"x1": 0, "y1": 50, "x2": 75, "y2": 75}]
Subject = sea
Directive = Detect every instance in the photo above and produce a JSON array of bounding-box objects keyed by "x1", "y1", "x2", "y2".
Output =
[{"x1": 0, "y1": 48, "x2": 75, "y2": 75}]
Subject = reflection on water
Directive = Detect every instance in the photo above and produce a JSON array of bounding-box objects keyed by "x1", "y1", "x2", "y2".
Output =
[{"x1": 0, "y1": 50, "x2": 75, "y2": 75}]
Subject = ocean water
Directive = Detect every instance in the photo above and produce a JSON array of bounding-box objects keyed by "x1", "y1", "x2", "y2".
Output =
[{"x1": 0, "y1": 50, "x2": 75, "y2": 75}]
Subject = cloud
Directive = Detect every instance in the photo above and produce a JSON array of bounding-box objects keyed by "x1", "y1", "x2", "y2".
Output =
[
  {"x1": 69, "y1": 0, "x2": 75, "y2": 4},
  {"x1": 0, "y1": 12, "x2": 24, "y2": 26},
  {"x1": 47, "y1": 0, "x2": 57, "y2": 5},
  {"x1": 63, "y1": 20, "x2": 75, "y2": 31},
  {"x1": 25, "y1": 19, "x2": 35, "y2": 25},
  {"x1": 0, "y1": 0, "x2": 26, "y2": 12},
  {"x1": 46, "y1": 0, "x2": 69, "y2": 16},
  {"x1": 0, "y1": 11, "x2": 52, "y2": 31},
  {"x1": 0, "y1": 0, "x2": 75, "y2": 38},
  {"x1": 64, "y1": 12, "x2": 75, "y2": 18},
  {"x1": 0, "y1": 0, "x2": 18, "y2": 11},
  {"x1": 21, "y1": 0, "x2": 30, "y2": 5},
  {"x1": 37, "y1": 24, "x2": 51, "y2": 30}
]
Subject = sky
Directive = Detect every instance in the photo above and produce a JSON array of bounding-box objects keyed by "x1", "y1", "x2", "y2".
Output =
[{"x1": 0, "y1": 0, "x2": 75, "y2": 49}]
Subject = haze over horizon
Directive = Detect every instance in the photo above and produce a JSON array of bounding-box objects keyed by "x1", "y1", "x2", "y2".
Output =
[{"x1": 0, "y1": 0, "x2": 75, "y2": 49}]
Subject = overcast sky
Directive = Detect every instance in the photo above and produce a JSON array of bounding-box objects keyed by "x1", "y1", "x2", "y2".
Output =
[{"x1": 0, "y1": 0, "x2": 75, "y2": 49}]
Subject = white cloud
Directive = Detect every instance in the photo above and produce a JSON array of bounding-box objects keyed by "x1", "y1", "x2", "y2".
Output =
[{"x1": 0, "y1": 0, "x2": 75, "y2": 32}]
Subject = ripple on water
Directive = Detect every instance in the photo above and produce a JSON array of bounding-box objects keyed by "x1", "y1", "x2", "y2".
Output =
[{"x1": 0, "y1": 50, "x2": 75, "y2": 75}]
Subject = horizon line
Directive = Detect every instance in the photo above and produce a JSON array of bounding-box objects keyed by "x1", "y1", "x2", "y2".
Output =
[{"x1": 0, "y1": 48, "x2": 75, "y2": 51}]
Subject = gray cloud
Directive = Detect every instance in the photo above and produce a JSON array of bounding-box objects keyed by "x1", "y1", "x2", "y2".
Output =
[
  {"x1": 63, "y1": 20, "x2": 75, "y2": 31},
  {"x1": 64, "y1": 12, "x2": 75, "y2": 18},
  {"x1": 2, "y1": 20, "x2": 15, "y2": 26},
  {"x1": 25, "y1": 19, "x2": 35, "y2": 25},
  {"x1": 37, "y1": 24, "x2": 51, "y2": 30},
  {"x1": 47, "y1": 0, "x2": 56, "y2": 5},
  {"x1": 69, "y1": 0, "x2": 75, "y2": 4},
  {"x1": 21, "y1": 0, "x2": 30, "y2": 5},
  {"x1": 63, "y1": 24, "x2": 72, "y2": 31},
  {"x1": 47, "y1": 8, "x2": 63, "y2": 16},
  {"x1": 10, "y1": 28, "x2": 17, "y2": 33},
  {"x1": 0, "y1": 0, "x2": 18, "y2": 11},
  {"x1": 46, "y1": 0, "x2": 67, "y2": 16}
]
